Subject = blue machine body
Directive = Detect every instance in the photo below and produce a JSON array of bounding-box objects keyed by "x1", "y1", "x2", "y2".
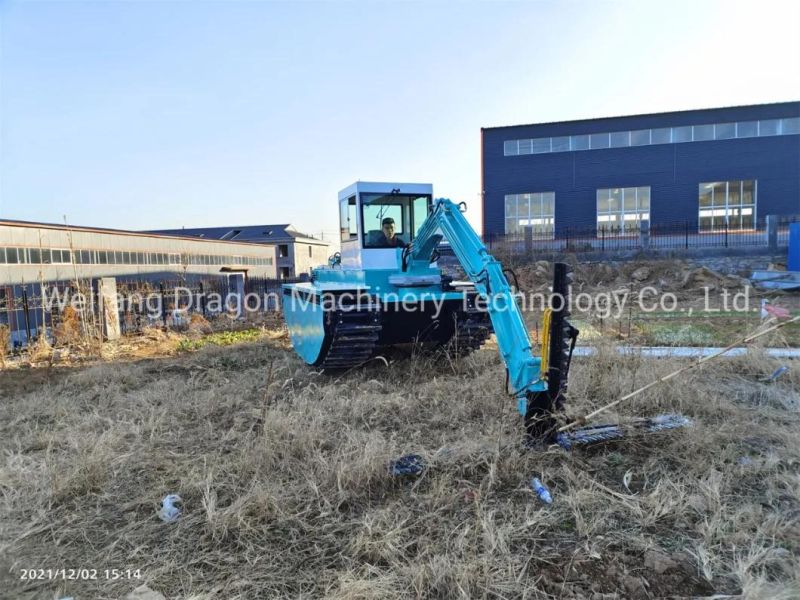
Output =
[
  {"x1": 789, "y1": 223, "x2": 800, "y2": 272},
  {"x1": 282, "y1": 181, "x2": 547, "y2": 414}
]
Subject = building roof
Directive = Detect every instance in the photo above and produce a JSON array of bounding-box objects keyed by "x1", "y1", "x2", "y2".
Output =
[
  {"x1": 0, "y1": 218, "x2": 274, "y2": 249},
  {"x1": 482, "y1": 100, "x2": 800, "y2": 131},
  {"x1": 145, "y1": 224, "x2": 330, "y2": 245}
]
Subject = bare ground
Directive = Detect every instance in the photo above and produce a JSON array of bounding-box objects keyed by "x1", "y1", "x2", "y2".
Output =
[{"x1": 1, "y1": 327, "x2": 799, "y2": 599}]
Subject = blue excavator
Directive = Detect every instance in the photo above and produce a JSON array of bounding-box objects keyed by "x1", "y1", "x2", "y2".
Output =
[
  {"x1": 282, "y1": 181, "x2": 577, "y2": 441},
  {"x1": 282, "y1": 181, "x2": 688, "y2": 444}
]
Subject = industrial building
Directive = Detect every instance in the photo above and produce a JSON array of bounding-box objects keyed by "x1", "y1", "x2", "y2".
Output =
[
  {"x1": 0, "y1": 219, "x2": 277, "y2": 285},
  {"x1": 148, "y1": 224, "x2": 331, "y2": 278},
  {"x1": 481, "y1": 101, "x2": 800, "y2": 237}
]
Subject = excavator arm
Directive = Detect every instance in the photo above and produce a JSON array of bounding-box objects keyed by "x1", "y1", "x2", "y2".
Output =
[{"x1": 408, "y1": 198, "x2": 578, "y2": 441}]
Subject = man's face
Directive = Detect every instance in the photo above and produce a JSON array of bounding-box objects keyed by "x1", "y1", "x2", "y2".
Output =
[{"x1": 382, "y1": 222, "x2": 395, "y2": 238}]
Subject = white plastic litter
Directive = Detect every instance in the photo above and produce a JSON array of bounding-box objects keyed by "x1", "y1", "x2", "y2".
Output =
[
  {"x1": 125, "y1": 585, "x2": 167, "y2": 600},
  {"x1": 531, "y1": 478, "x2": 553, "y2": 504},
  {"x1": 157, "y1": 494, "x2": 183, "y2": 523}
]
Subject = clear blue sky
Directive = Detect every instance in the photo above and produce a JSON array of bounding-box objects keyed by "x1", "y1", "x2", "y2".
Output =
[{"x1": 1, "y1": 0, "x2": 798, "y2": 239}]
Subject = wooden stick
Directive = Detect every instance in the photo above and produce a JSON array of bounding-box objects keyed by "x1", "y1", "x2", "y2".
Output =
[{"x1": 558, "y1": 314, "x2": 800, "y2": 433}]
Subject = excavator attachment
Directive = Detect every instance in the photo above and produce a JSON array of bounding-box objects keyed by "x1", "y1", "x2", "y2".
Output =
[{"x1": 525, "y1": 262, "x2": 579, "y2": 442}]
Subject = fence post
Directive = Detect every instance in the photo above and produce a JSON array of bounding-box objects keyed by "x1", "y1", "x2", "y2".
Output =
[
  {"x1": 639, "y1": 219, "x2": 650, "y2": 250},
  {"x1": 21, "y1": 287, "x2": 32, "y2": 345},
  {"x1": 159, "y1": 283, "x2": 167, "y2": 327},
  {"x1": 524, "y1": 225, "x2": 533, "y2": 255},
  {"x1": 724, "y1": 221, "x2": 729, "y2": 248},
  {"x1": 98, "y1": 277, "x2": 121, "y2": 340},
  {"x1": 601, "y1": 227, "x2": 605, "y2": 251},
  {"x1": 766, "y1": 214, "x2": 778, "y2": 252},
  {"x1": 685, "y1": 221, "x2": 689, "y2": 249},
  {"x1": 199, "y1": 282, "x2": 206, "y2": 317}
]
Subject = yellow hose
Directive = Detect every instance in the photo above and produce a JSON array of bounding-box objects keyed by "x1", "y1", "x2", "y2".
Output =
[{"x1": 540, "y1": 308, "x2": 552, "y2": 376}]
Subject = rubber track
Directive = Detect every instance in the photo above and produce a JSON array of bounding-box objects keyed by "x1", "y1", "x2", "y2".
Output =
[
  {"x1": 445, "y1": 306, "x2": 493, "y2": 357},
  {"x1": 319, "y1": 302, "x2": 493, "y2": 370},
  {"x1": 318, "y1": 305, "x2": 382, "y2": 370}
]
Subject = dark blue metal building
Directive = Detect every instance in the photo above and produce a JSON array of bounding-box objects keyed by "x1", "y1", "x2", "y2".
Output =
[{"x1": 481, "y1": 102, "x2": 800, "y2": 237}]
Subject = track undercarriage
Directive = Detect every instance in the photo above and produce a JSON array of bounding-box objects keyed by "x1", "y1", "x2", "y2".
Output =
[{"x1": 310, "y1": 294, "x2": 493, "y2": 370}]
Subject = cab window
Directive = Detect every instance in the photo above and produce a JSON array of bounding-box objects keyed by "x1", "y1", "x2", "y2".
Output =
[
  {"x1": 339, "y1": 195, "x2": 358, "y2": 242},
  {"x1": 361, "y1": 193, "x2": 431, "y2": 248}
]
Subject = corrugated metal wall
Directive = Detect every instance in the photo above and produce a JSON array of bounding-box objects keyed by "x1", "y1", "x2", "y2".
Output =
[{"x1": 482, "y1": 102, "x2": 800, "y2": 235}]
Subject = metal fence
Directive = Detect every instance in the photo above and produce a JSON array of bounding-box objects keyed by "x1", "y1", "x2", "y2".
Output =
[
  {"x1": 479, "y1": 215, "x2": 797, "y2": 257},
  {"x1": 0, "y1": 274, "x2": 302, "y2": 351}
]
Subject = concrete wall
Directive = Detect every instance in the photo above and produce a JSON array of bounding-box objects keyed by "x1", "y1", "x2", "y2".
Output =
[
  {"x1": 289, "y1": 240, "x2": 331, "y2": 277},
  {"x1": 0, "y1": 222, "x2": 277, "y2": 285}
]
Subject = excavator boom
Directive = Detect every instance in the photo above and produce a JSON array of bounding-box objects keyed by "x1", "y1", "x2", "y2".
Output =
[{"x1": 408, "y1": 198, "x2": 577, "y2": 439}]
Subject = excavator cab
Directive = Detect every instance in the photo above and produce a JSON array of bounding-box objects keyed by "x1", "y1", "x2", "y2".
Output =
[{"x1": 338, "y1": 182, "x2": 433, "y2": 269}]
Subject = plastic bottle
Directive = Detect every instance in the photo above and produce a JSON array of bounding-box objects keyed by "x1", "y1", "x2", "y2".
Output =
[
  {"x1": 158, "y1": 494, "x2": 183, "y2": 523},
  {"x1": 531, "y1": 478, "x2": 552, "y2": 504}
]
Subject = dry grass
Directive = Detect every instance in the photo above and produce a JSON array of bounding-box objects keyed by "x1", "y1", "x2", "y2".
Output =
[
  {"x1": 1, "y1": 326, "x2": 799, "y2": 599},
  {"x1": 0, "y1": 325, "x2": 9, "y2": 367}
]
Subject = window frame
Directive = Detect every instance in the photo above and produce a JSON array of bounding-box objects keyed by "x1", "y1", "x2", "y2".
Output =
[
  {"x1": 504, "y1": 191, "x2": 555, "y2": 238},
  {"x1": 596, "y1": 186, "x2": 651, "y2": 237},
  {"x1": 359, "y1": 192, "x2": 432, "y2": 249},
  {"x1": 697, "y1": 179, "x2": 757, "y2": 232}
]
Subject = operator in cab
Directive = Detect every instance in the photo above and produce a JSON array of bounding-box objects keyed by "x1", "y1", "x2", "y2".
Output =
[{"x1": 375, "y1": 217, "x2": 407, "y2": 248}]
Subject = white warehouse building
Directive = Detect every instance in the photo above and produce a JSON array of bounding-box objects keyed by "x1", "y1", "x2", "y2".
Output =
[{"x1": 0, "y1": 219, "x2": 278, "y2": 285}]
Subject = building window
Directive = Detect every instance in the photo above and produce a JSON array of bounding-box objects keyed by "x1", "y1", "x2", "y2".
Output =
[
  {"x1": 651, "y1": 128, "x2": 671, "y2": 144},
  {"x1": 715, "y1": 123, "x2": 736, "y2": 140},
  {"x1": 280, "y1": 267, "x2": 291, "y2": 279},
  {"x1": 783, "y1": 117, "x2": 800, "y2": 134},
  {"x1": 504, "y1": 192, "x2": 555, "y2": 238},
  {"x1": 758, "y1": 119, "x2": 780, "y2": 136},
  {"x1": 590, "y1": 133, "x2": 610, "y2": 149},
  {"x1": 698, "y1": 180, "x2": 756, "y2": 230},
  {"x1": 551, "y1": 136, "x2": 570, "y2": 152},
  {"x1": 596, "y1": 186, "x2": 650, "y2": 236},
  {"x1": 278, "y1": 244, "x2": 289, "y2": 258},
  {"x1": 609, "y1": 131, "x2": 630, "y2": 148},
  {"x1": 308, "y1": 245, "x2": 312, "y2": 258},
  {"x1": 630, "y1": 129, "x2": 650, "y2": 146},
  {"x1": 693, "y1": 124, "x2": 714, "y2": 141},
  {"x1": 502, "y1": 115, "x2": 800, "y2": 157},
  {"x1": 737, "y1": 121, "x2": 758, "y2": 137},
  {"x1": 571, "y1": 134, "x2": 590, "y2": 150}
]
